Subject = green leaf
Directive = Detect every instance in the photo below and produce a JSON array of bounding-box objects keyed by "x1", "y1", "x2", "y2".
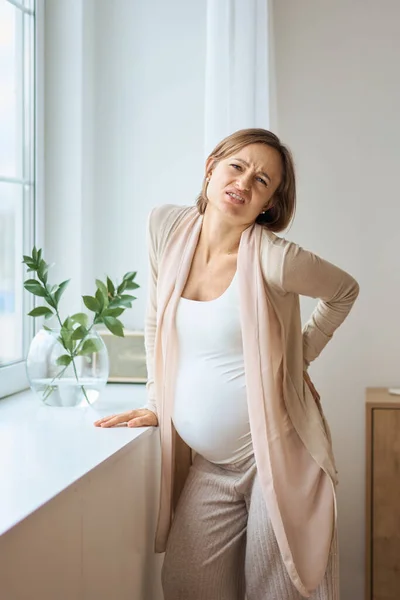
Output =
[
  {"x1": 83, "y1": 295, "x2": 101, "y2": 313},
  {"x1": 22, "y1": 256, "x2": 36, "y2": 268},
  {"x1": 63, "y1": 316, "x2": 73, "y2": 331},
  {"x1": 110, "y1": 299, "x2": 131, "y2": 309},
  {"x1": 106, "y1": 276, "x2": 115, "y2": 297},
  {"x1": 102, "y1": 307, "x2": 124, "y2": 318},
  {"x1": 95, "y1": 288, "x2": 105, "y2": 312},
  {"x1": 32, "y1": 246, "x2": 38, "y2": 262},
  {"x1": 103, "y1": 316, "x2": 124, "y2": 337},
  {"x1": 77, "y1": 338, "x2": 103, "y2": 356},
  {"x1": 70, "y1": 312, "x2": 89, "y2": 327},
  {"x1": 123, "y1": 271, "x2": 137, "y2": 281},
  {"x1": 43, "y1": 324, "x2": 52, "y2": 332},
  {"x1": 54, "y1": 279, "x2": 70, "y2": 306},
  {"x1": 28, "y1": 306, "x2": 54, "y2": 318},
  {"x1": 124, "y1": 281, "x2": 140, "y2": 291},
  {"x1": 109, "y1": 295, "x2": 135, "y2": 309},
  {"x1": 108, "y1": 298, "x2": 120, "y2": 309},
  {"x1": 56, "y1": 354, "x2": 72, "y2": 367},
  {"x1": 37, "y1": 259, "x2": 49, "y2": 284},
  {"x1": 24, "y1": 279, "x2": 47, "y2": 297},
  {"x1": 71, "y1": 325, "x2": 87, "y2": 341},
  {"x1": 118, "y1": 295, "x2": 135, "y2": 308},
  {"x1": 96, "y1": 279, "x2": 109, "y2": 299},
  {"x1": 37, "y1": 248, "x2": 42, "y2": 262},
  {"x1": 60, "y1": 326, "x2": 74, "y2": 352},
  {"x1": 116, "y1": 281, "x2": 127, "y2": 295}
]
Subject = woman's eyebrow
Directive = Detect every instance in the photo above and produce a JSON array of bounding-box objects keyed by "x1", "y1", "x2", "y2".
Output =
[{"x1": 232, "y1": 158, "x2": 272, "y2": 182}]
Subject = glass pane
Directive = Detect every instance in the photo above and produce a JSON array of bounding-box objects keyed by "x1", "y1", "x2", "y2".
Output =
[
  {"x1": 0, "y1": 0, "x2": 23, "y2": 179},
  {"x1": 24, "y1": 0, "x2": 35, "y2": 11},
  {"x1": 22, "y1": 181, "x2": 34, "y2": 354},
  {"x1": 24, "y1": 12, "x2": 34, "y2": 182},
  {"x1": 0, "y1": 182, "x2": 24, "y2": 365}
]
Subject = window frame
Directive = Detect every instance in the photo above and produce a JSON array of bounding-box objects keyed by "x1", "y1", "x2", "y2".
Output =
[{"x1": 0, "y1": 0, "x2": 44, "y2": 399}]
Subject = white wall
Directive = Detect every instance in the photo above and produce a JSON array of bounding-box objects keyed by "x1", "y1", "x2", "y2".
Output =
[
  {"x1": 91, "y1": 0, "x2": 207, "y2": 330},
  {"x1": 272, "y1": 1, "x2": 400, "y2": 599}
]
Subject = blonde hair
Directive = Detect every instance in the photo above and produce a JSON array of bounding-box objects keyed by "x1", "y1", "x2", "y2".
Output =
[{"x1": 196, "y1": 128, "x2": 296, "y2": 233}]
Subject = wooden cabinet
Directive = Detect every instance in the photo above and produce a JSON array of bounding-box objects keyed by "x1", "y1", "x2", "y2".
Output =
[{"x1": 366, "y1": 388, "x2": 400, "y2": 600}]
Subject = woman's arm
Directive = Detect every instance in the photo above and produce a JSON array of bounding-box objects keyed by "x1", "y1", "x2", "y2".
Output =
[{"x1": 281, "y1": 241, "x2": 360, "y2": 368}]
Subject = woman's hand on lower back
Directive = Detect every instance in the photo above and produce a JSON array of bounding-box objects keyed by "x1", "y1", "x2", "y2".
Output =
[
  {"x1": 94, "y1": 408, "x2": 158, "y2": 428},
  {"x1": 303, "y1": 370, "x2": 321, "y2": 404}
]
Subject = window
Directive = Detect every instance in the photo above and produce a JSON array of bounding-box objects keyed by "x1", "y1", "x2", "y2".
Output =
[{"x1": 0, "y1": 0, "x2": 38, "y2": 398}]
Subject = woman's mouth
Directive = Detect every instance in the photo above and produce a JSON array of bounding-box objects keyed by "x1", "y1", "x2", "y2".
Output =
[{"x1": 225, "y1": 191, "x2": 245, "y2": 205}]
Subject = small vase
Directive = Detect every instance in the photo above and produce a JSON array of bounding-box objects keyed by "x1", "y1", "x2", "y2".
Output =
[{"x1": 26, "y1": 327, "x2": 109, "y2": 407}]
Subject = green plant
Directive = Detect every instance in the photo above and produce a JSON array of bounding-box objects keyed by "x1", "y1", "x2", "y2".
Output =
[{"x1": 22, "y1": 247, "x2": 139, "y2": 403}]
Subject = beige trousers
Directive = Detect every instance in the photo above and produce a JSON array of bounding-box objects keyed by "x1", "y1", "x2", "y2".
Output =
[{"x1": 161, "y1": 453, "x2": 339, "y2": 600}]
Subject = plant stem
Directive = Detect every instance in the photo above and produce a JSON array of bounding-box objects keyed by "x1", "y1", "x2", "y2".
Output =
[
  {"x1": 50, "y1": 363, "x2": 69, "y2": 385},
  {"x1": 50, "y1": 306, "x2": 91, "y2": 406},
  {"x1": 70, "y1": 354, "x2": 91, "y2": 406},
  {"x1": 69, "y1": 323, "x2": 95, "y2": 405}
]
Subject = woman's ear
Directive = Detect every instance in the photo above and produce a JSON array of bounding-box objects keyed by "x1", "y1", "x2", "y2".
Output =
[
  {"x1": 263, "y1": 197, "x2": 274, "y2": 212},
  {"x1": 205, "y1": 157, "x2": 215, "y2": 178}
]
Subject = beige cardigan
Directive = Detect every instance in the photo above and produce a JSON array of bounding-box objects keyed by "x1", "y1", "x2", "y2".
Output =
[{"x1": 144, "y1": 204, "x2": 359, "y2": 597}]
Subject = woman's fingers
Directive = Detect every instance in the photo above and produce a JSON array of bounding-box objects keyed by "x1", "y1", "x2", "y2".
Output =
[
  {"x1": 303, "y1": 371, "x2": 320, "y2": 403},
  {"x1": 127, "y1": 416, "x2": 147, "y2": 428},
  {"x1": 127, "y1": 413, "x2": 157, "y2": 428},
  {"x1": 94, "y1": 411, "x2": 134, "y2": 427},
  {"x1": 93, "y1": 414, "x2": 117, "y2": 426},
  {"x1": 94, "y1": 409, "x2": 158, "y2": 428},
  {"x1": 100, "y1": 415, "x2": 128, "y2": 427}
]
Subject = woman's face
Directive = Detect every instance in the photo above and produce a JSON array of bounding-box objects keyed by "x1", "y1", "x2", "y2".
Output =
[{"x1": 205, "y1": 143, "x2": 283, "y2": 225}]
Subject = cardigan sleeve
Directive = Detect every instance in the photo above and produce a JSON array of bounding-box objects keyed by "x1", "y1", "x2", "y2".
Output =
[
  {"x1": 280, "y1": 241, "x2": 360, "y2": 367},
  {"x1": 143, "y1": 207, "x2": 160, "y2": 416},
  {"x1": 142, "y1": 203, "x2": 188, "y2": 416}
]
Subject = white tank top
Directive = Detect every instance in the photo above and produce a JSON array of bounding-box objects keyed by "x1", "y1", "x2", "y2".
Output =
[{"x1": 172, "y1": 271, "x2": 253, "y2": 464}]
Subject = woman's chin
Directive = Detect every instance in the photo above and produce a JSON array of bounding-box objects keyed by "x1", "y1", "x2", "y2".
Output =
[
  {"x1": 219, "y1": 197, "x2": 244, "y2": 214},
  {"x1": 207, "y1": 198, "x2": 249, "y2": 223}
]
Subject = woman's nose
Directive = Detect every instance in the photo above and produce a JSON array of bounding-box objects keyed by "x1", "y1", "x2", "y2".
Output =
[{"x1": 235, "y1": 174, "x2": 251, "y2": 191}]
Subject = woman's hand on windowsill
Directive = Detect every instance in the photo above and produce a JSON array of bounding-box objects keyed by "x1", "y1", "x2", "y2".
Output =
[{"x1": 94, "y1": 408, "x2": 159, "y2": 428}]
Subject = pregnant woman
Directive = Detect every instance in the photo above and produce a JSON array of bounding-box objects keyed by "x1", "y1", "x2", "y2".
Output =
[{"x1": 95, "y1": 128, "x2": 359, "y2": 599}]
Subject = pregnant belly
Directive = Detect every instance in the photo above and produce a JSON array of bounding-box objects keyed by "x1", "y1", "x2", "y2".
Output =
[{"x1": 172, "y1": 367, "x2": 251, "y2": 464}]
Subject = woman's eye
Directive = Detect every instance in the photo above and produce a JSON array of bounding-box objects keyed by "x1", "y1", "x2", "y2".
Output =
[
  {"x1": 230, "y1": 163, "x2": 241, "y2": 170},
  {"x1": 257, "y1": 177, "x2": 268, "y2": 186}
]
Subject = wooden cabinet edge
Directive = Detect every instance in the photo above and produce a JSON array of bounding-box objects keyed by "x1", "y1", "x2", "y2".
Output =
[
  {"x1": 365, "y1": 390, "x2": 400, "y2": 600},
  {"x1": 365, "y1": 402, "x2": 373, "y2": 600}
]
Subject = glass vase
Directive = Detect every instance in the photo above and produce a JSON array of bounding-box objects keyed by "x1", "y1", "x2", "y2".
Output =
[{"x1": 26, "y1": 327, "x2": 109, "y2": 407}]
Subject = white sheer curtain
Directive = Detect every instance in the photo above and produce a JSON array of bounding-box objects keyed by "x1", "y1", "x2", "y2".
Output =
[{"x1": 204, "y1": 0, "x2": 275, "y2": 157}]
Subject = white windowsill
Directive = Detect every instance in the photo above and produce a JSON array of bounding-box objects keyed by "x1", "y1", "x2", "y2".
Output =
[{"x1": 0, "y1": 383, "x2": 155, "y2": 537}]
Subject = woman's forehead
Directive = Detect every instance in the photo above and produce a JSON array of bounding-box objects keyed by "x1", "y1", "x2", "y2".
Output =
[{"x1": 223, "y1": 144, "x2": 282, "y2": 173}]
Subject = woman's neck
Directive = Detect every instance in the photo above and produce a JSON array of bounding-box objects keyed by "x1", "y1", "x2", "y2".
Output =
[{"x1": 197, "y1": 205, "x2": 249, "y2": 264}]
